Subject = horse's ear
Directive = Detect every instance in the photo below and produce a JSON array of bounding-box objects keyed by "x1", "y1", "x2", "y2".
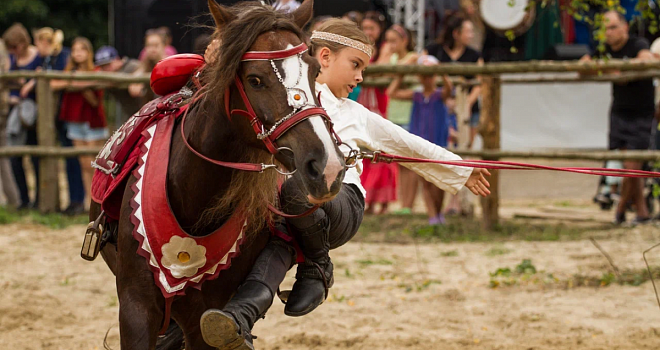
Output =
[
  {"x1": 208, "y1": 0, "x2": 236, "y2": 29},
  {"x1": 290, "y1": 0, "x2": 314, "y2": 29}
]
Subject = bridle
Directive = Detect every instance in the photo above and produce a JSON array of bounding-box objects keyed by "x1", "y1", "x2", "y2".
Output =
[{"x1": 180, "y1": 42, "x2": 341, "y2": 175}]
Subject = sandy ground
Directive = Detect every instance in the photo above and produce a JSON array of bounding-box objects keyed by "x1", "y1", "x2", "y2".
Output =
[
  {"x1": 2, "y1": 160, "x2": 660, "y2": 349},
  {"x1": 1, "y1": 221, "x2": 660, "y2": 350}
]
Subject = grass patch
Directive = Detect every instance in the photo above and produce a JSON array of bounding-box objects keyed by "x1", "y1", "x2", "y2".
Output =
[
  {"x1": 356, "y1": 258, "x2": 394, "y2": 267},
  {"x1": 440, "y1": 250, "x2": 459, "y2": 257},
  {"x1": 0, "y1": 206, "x2": 88, "y2": 229},
  {"x1": 485, "y1": 246, "x2": 512, "y2": 257},
  {"x1": 554, "y1": 200, "x2": 574, "y2": 207},
  {"x1": 355, "y1": 214, "x2": 607, "y2": 244},
  {"x1": 569, "y1": 269, "x2": 660, "y2": 288},
  {"x1": 397, "y1": 279, "x2": 442, "y2": 293},
  {"x1": 488, "y1": 259, "x2": 660, "y2": 289}
]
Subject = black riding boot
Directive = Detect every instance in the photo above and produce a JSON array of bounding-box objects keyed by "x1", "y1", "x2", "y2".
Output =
[
  {"x1": 201, "y1": 237, "x2": 294, "y2": 350},
  {"x1": 284, "y1": 215, "x2": 334, "y2": 317}
]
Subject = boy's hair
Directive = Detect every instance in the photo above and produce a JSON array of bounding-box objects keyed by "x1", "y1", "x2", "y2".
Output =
[
  {"x1": 309, "y1": 18, "x2": 372, "y2": 57},
  {"x1": 2, "y1": 23, "x2": 31, "y2": 48},
  {"x1": 65, "y1": 37, "x2": 95, "y2": 72}
]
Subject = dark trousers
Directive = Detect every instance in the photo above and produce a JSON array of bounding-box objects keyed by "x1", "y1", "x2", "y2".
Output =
[
  {"x1": 281, "y1": 182, "x2": 365, "y2": 250},
  {"x1": 10, "y1": 129, "x2": 39, "y2": 206},
  {"x1": 57, "y1": 120, "x2": 85, "y2": 204}
]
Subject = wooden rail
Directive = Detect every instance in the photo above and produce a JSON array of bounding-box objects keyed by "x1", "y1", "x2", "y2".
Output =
[
  {"x1": 361, "y1": 71, "x2": 660, "y2": 87},
  {"x1": 363, "y1": 59, "x2": 660, "y2": 75},
  {"x1": 1, "y1": 61, "x2": 659, "y2": 218}
]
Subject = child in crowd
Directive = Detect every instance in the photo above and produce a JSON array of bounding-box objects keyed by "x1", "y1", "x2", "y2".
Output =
[
  {"x1": 34, "y1": 28, "x2": 86, "y2": 215},
  {"x1": 129, "y1": 30, "x2": 167, "y2": 102},
  {"x1": 388, "y1": 55, "x2": 454, "y2": 224},
  {"x1": 58, "y1": 37, "x2": 107, "y2": 205}
]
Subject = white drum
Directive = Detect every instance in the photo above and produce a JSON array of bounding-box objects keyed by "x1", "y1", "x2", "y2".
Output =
[{"x1": 480, "y1": 0, "x2": 535, "y2": 36}]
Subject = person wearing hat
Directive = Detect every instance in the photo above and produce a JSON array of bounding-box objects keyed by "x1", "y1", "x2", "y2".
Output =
[{"x1": 95, "y1": 46, "x2": 142, "y2": 123}]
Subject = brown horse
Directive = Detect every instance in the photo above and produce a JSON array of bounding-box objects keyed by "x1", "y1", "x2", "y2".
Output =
[{"x1": 90, "y1": 1, "x2": 345, "y2": 349}]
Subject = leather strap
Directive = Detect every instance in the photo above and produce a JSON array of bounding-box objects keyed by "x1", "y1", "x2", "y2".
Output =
[
  {"x1": 369, "y1": 152, "x2": 660, "y2": 178},
  {"x1": 241, "y1": 43, "x2": 308, "y2": 61},
  {"x1": 267, "y1": 107, "x2": 329, "y2": 141},
  {"x1": 180, "y1": 100, "x2": 266, "y2": 172}
]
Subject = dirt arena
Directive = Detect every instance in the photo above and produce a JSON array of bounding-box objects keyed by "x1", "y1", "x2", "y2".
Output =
[{"x1": 2, "y1": 161, "x2": 660, "y2": 349}]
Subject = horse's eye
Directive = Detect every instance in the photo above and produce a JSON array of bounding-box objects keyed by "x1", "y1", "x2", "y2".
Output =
[{"x1": 247, "y1": 76, "x2": 263, "y2": 88}]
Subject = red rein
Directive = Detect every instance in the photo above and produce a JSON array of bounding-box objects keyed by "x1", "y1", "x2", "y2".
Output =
[{"x1": 369, "y1": 152, "x2": 660, "y2": 178}]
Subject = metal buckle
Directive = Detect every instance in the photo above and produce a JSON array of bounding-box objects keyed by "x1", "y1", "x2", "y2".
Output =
[
  {"x1": 264, "y1": 146, "x2": 297, "y2": 176},
  {"x1": 341, "y1": 143, "x2": 360, "y2": 169},
  {"x1": 345, "y1": 149, "x2": 359, "y2": 168}
]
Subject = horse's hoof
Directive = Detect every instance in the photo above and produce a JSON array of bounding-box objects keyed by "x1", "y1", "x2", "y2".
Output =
[{"x1": 200, "y1": 309, "x2": 254, "y2": 350}]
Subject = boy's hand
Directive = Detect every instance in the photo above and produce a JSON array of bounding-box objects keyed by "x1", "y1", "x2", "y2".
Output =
[{"x1": 465, "y1": 168, "x2": 491, "y2": 197}]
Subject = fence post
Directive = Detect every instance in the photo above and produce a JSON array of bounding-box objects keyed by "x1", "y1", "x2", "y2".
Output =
[
  {"x1": 480, "y1": 76, "x2": 501, "y2": 230},
  {"x1": 36, "y1": 78, "x2": 59, "y2": 213},
  {"x1": 455, "y1": 86, "x2": 471, "y2": 149}
]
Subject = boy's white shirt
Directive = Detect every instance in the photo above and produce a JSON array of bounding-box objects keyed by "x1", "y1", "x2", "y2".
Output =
[{"x1": 316, "y1": 82, "x2": 472, "y2": 197}]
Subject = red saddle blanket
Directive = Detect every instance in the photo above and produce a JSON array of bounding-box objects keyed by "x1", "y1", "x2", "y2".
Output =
[{"x1": 92, "y1": 105, "x2": 247, "y2": 298}]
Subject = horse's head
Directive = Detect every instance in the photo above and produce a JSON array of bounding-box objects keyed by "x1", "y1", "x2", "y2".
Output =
[{"x1": 207, "y1": 0, "x2": 345, "y2": 203}]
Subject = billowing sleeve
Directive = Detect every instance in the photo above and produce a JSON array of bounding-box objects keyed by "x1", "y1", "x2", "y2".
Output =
[{"x1": 351, "y1": 102, "x2": 472, "y2": 194}]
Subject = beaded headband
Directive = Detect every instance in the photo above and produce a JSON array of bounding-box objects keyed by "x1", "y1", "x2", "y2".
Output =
[{"x1": 310, "y1": 31, "x2": 373, "y2": 58}]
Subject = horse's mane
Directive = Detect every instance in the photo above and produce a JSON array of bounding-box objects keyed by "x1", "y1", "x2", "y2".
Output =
[
  {"x1": 204, "y1": 2, "x2": 303, "y2": 100},
  {"x1": 195, "y1": 2, "x2": 304, "y2": 237}
]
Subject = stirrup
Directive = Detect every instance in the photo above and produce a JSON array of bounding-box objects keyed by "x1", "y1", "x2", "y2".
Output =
[
  {"x1": 81, "y1": 211, "x2": 105, "y2": 261},
  {"x1": 277, "y1": 288, "x2": 290, "y2": 304}
]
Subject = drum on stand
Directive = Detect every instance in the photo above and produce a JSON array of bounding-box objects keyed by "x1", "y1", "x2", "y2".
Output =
[{"x1": 479, "y1": 0, "x2": 536, "y2": 36}]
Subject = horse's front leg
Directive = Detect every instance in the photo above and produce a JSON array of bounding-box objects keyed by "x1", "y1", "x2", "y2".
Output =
[{"x1": 116, "y1": 176, "x2": 166, "y2": 350}]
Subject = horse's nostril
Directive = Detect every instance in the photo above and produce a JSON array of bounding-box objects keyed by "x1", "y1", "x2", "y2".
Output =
[{"x1": 306, "y1": 159, "x2": 321, "y2": 180}]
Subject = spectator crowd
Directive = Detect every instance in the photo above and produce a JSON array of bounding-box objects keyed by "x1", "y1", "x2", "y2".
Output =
[
  {"x1": 0, "y1": 24, "x2": 175, "y2": 214},
  {"x1": 1, "y1": 1, "x2": 659, "y2": 226}
]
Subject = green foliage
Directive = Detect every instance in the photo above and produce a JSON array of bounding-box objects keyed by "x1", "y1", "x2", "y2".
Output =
[
  {"x1": 489, "y1": 259, "x2": 554, "y2": 288},
  {"x1": 599, "y1": 272, "x2": 616, "y2": 286},
  {"x1": 516, "y1": 259, "x2": 537, "y2": 274},
  {"x1": 0, "y1": 0, "x2": 108, "y2": 49},
  {"x1": 489, "y1": 267, "x2": 512, "y2": 277}
]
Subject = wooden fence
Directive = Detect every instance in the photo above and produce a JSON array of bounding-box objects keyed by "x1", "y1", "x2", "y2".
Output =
[{"x1": 1, "y1": 60, "x2": 660, "y2": 228}]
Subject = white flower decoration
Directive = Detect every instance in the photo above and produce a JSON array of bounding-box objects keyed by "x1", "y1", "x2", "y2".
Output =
[{"x1": 160, "y1": 236, "x2": 207, "y2": 278}]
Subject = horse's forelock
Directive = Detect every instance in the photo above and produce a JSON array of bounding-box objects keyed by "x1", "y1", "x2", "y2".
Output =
[{"x1": 204, "y1": 2, "x2": 303, "y2": 107}]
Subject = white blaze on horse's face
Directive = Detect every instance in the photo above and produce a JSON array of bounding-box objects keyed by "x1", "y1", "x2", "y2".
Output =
[{"x1": 280, "y1": 44, "x2": 344, "y2": 191}]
